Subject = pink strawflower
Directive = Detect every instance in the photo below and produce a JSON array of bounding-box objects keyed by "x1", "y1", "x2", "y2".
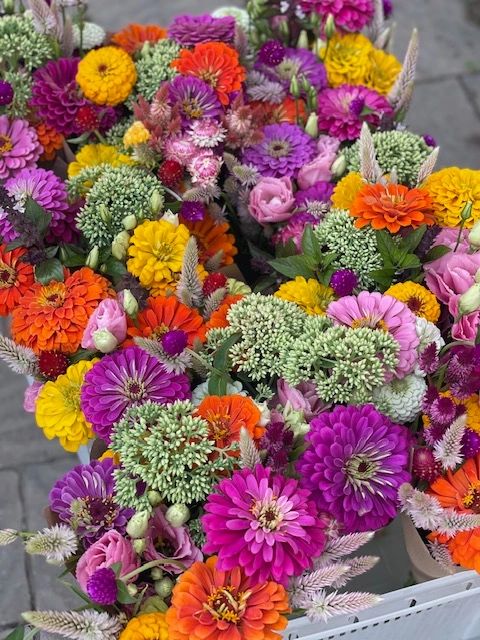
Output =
[
  {"x1": 163, "y1": 134, "x2": 197, "y2": 166},
  {"x1": 202, "y1": 465, "x2": 326, "y2": 586},
  {"x1": 81, "y1": 298, "x2": 127, "y2": 351},
  {"x1": 188, "y1": 150, "x2": 222, "y2": 185},
  {"x1": 327, "y1": 291, "x2": 419, "y2": 378},
  {"x1": 0, "y1": 116, "x2": 42, "y2": 180},
  {"x1": 300, "y1": 0, "x2": 375, "y2": 32},
  {"x1": 188, "y1": 118, "x2": 226, "y2": 148}
]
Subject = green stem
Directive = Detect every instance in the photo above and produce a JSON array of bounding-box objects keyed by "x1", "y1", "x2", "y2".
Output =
[
  {"x1": 23, "y1": 627, "x2": 38, "y2": 640},
  {"x1": 121, "y1": 558, "x2": 185, "y2": 582},
  {"x1": 454, "y1": 219, "x2": 466, "y2": 252},
  {"x1": 162, "y1": 186, "x2": 183, "y2": 202},
  {"x1": 94, "y1": 129, "x2": 107, "y2": 144}
]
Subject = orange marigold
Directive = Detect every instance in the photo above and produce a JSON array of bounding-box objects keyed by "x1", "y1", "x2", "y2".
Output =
[
  {"x1": 0, "y1": 245, "x2": 35, "y2": 316},
  {"x1": 126, "y1": 295, "x2": 206, "y2": 346},
  {"x1": 172, "y1": 42, "x2": 246, "y2": 106},
  {"x1": 196, "y1": 394, "x2": 263, "y2": 454},
  {"x1": 111, "y1": 23, "x2": 168, "y2": 54},
  {"x1": 12, "y1": 267, "x2": 113, "y2": 354},
  {"x1": 350, "y1": 183, "x2": 434, "y2": 234},
  {"x1": 184, "y1": 213, "x2": 237, "y2": 267},
  {"x1": 34, "y1": 122, "x2": 64, "y2": 162},
  {"x1": 205, "y1": 294, "x2": 243, "y2": 331},
  {"x1": 166, "y1": 556, "x2": 289, "y2": 640}
]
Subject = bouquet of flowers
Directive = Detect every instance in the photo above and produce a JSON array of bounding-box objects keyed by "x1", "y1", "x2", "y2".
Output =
[{"x1": 2, "y1": 0, "x2": 480, "y2": 638}]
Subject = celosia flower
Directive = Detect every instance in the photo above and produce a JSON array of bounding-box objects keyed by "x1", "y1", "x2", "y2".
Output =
[
  {"x1": 81, "y1": 346, "x2": 191, "y2": 443},
  {"x1": 111, "y1": 23, "x2": 168, "y2": 54},
  {"x1": 297, "y1": 404, "x2": 411, "y2": 532},
  {"x1": 424, "y1": 167, "x2": 480, "y2": 228},
  {"x1": 76, "y1": 46, "x2": 137, "y2": 106},
  {"x1": 275, "y1": 277, "x2": 335, "y2": 315},
  {"x1": 168, "y1": 14, "x2": 235, "y2": 45},
  {"x1": 0, "y1": 116, "x2": 42, "y2": 180},
  {"x1": 385, "y1": 282, "x2": 440, "y2": 323},
  {"x1": 168, "y1": 76, "x2": 222, "y2": 125},
  {"x1": 35, "y1": 360, "x2": 97, "y2": 452},
  {"x1": 300, "y1": 0, "x2": 374, "y2": 32},
  {"x1": 120, "y1": 613, "x2": 169, "y2": 640},
  {"x1": 166, "y1": 556, "x2": 289, "y2": 640},
  {"x1": 0, "y1": 244, "x2": 34, "y2": 316}
]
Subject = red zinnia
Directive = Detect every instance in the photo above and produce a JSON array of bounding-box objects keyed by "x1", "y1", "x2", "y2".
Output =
[{"x1": 0, "y1": 245, "x2": 35, "y2": 316}]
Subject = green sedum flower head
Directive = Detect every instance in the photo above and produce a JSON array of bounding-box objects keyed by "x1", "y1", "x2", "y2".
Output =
[
  {"x1": 0, "y1": 15, "x2": 54, "y2": 71},
  {"x1": 3, "y1": 69, "x2": 32, "y2": 118},
  {"x1": 76, "y1": 165, "x2": 163, "y2": 249},
  {"x1": 111, "y1": 400, "x2": 234, "y2": 511},
  {"x1": 134, "y1": 39, "x2": 181, "y2": 102}
]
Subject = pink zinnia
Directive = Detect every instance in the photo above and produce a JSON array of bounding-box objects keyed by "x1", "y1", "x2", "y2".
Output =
[
  {"x1": 300, "y1": 0, "x2": 374, "y2": 32},
  {"x1": 202, "y1": 465, "x2": 326, "y2": 586},
  {"x1": 317, "y1": 85, "x2": 393, "y2": 142},
  {"x1": 327, "y1": 291, "x2": 419, "y2": 378},
  {"x1": 0, "y1": 116, "x2": 42, "y2": 180}
]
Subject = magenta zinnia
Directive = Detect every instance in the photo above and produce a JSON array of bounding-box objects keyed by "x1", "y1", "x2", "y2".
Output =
[
  {"x1": 80, "y1": 345, "x2": 191, "y2": 443},
  {"x1": 202, "y1": 464, "x2": 326, "y2": 586}
]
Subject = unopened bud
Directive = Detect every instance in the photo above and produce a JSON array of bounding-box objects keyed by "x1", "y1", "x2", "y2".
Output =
[
  {"x1": 278, "y1": 19, "x2": 289, "y2": 40},
  {"x1": 297, "y1": 30, "x2": 309, "y2": 49},
  {"x1": 165, "y1": 504, "x2": 190, "y2": 527},
  {"x1": 150, "y1": 190, "x2": 163, "y2": 215},
  {"x1": 3, "y1": 0, "x2": 15, "y2": 13},
  {"x1": 151, "y1": 567, "x2": 164, "y2": 581},
  {"x1": 469, "y1": 220, "x2": 480, "y2": 249},
  {"x1": 330, "y1": 155, "x2": 346, "y2": 178},
  {"x1": 314, "y1": 37, "x2": 326, "y2": 56},
  {"x1": 126, "y1": 511, "x2": 150, "y2": 539},
  {"x1": 85, "y1": 246, "x2": 99, "y2": 270},
  {"x1": 161, "y1": 210, "x2": 179, "y2": 226},
  {"x1": 140, "y1": 595, "x2": 168, "y2": 614},
  {"x1": 121, "y1": 289, "x2": 139, "y2": 318},
  {"x1": 93, "y1": 328, "x2": 118, "y2": 354},
  {"x1": 461, "y1": 201, "x2": 473, "y2": 222},
  {"x1": 475, "y1": 269, "x2": 480, "y2": 284},
  {"x1": 305, "y1": 113, "x2": 319, "y2": 138},
  {"x1": 133, "y1": 538, "x2": 146, "y2": 554},
  {"x1": 111, "y1": 230, "x2": 130, "y2": 261},
  {"x1": 289, "y1": 76, "x2": 300, "y2": 98},
  {"x1": 155, "y1": 577, "x2": 174, "y2": 598},
  {"x1": 459, "y1": 284, "x2": 480, "y2": 316},
  {"x1": 98, "y1": 204, "x2": 111, "y2": 224},
  {"x1": 325, "y1": 13, "x2": 336, "y2": 39},
  {"x1": 122, "y1": 215, "x2": 137, "y2": 231},
  {"x1": 127, "y1": 584, "x2": 138, "y2": 597}
]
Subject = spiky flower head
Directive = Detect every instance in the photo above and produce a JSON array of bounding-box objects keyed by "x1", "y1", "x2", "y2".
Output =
[
  {"x1": 22, "y1": 610, "x2": 122, "y2": 640},
  {"x1": 111, "y1": 400, "x2": 235, "y2": 511},
  {"x1": 25, "y1": 524, "x2": 77, "y2": 564},
  {"x1": 0, "y1": 529, "x2": 18, "y2": 546},
  {"x1": 134, "y1": 39, "x2": 181, "y2": 101},
  {"x1": 373, "y1": 374, "x2": 427, "y2": 423},
  {"x1": 0, "y1": 15, "x2": 54, "y2": 70}
]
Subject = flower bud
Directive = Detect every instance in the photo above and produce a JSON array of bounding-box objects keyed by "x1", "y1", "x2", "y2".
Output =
[
  {"x1": 325, "y1": 13, "x2": 336, "y2": 39},
  {"x1": 226, "y1": 278, "x2": 252, "y2": 296},
  {"x1": 161, "y1": 210, "x2": 179, "y2": 226},
  {"x1": 289, "y1": 76, "x2": 300, "y2": 98},
  {"x1": 278, "y1": 19, "x2": 289, "y2": 40},
  {"x1": 120, "y1": 289, "x2": 139, "y2": 318},
  {"x1": 122, "y1": 215, "x2": 137, "y2": 231},
  {"x1": 93, "y1": 328, "x2": 119, "y2": 353},
  {"x1": 297, "y1": 29, "x2": 309, "y2": 49},
  {"x1": 111, "y1": 230, "x2": 130, "y2": 261},
  {"x1": 150, "y1": 190, "x2": 163, "y2": 215},
  {"x1": 165, "y1": 504, "x2": 190, "y2": 527},
  {"x1": 133, "y1": 538, "x2": 146, "y2": 554},
  {"x1": 151, "y1": 567, "x2": 164, "y2": 581},
  {"x1": 98, "y1": 204, "x2": 111, "y2": 224},
  {"x1": 331, "y1": 155, "x2": 347, "y2": 177},
  {"x1": 127, "y1": 584, "x2": 138, "y2": 597},
  {"x1": 126, "y1": 511, "x2": 150, "y2": 539},
  {"x1": 3, "y1": 0, "x2": 15, "y2": 13},
  {"x1": 305, "y1": 113, "x2": 319, "y2": 138},
  {"x1": 147, "y1": 490, "x2": 163, "y2": 507},
  {"x1": 85, "y1": 246, "x2": 99, "y2": 270},
  {"x1": 314, "y1": 37, "x2": 326, "y2": 56},
  {"x1": 140, "y1": 595, "x2": 168, "y2": 614},
  {"x1": 461, "y1": 201, "x2": 473, "y2": 222},
  {"x1": 469, "y1": 220, "x2": 480, "y2": 249},
  {"x1": 459, "y1": 283, "x2": 480, "y2": 316},
  {"x1": 155, "y1": 577, "x2": 174, "y2": 598}
]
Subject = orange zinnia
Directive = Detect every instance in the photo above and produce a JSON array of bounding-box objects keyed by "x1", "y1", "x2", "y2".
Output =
[
  {"x1": 34, "y1": 123, "x2": 64, "y2": 162},
  {"x1": 249, "y1": 98, "x2": 307, "y2": 125},
  {"x1": 111, "y1": 23, "x2": 168, "y2": 54},
  {"x1": 350, "y1": 183, "x2": 434, "y2": 234},
  {"x1": 184, "y1": 213, "x2": 237, "y2": 267},
  {"x1": 126, "y1": 295, "x2": 206, "y2": 346},
  {"x1": 166, "y1": 556, "x2": 289, "y2": 640},
  {"x1": 171, "y1": 42, "x2": 246, "y2": 106},
  {"x1": 0, "y1": 245, "x2": 35, "y2": 316},
  {"x1": 11, "y1": 267, "x2": 113, "y2": 354},
  {"x1": 205, "y1": 294, "x2": 243, "y2": 331},
  {"x1": 196, "y1": 394, "x2": 263, "y2": 454}
]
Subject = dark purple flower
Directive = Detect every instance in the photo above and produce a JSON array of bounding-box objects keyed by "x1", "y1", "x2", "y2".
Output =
[
  {"x1": 162, "y1": 329, "x2": 188, "y2": 356},
  {"x1": 423, "y1": 134, "x2": 436, "y2": 147},
  {"x1": 418, "y1": 343, "x2": 440, "y2": 375},
  {"x1": 80, "y1": 346, "x2": 191, "y2": 443},
  {"x1": 446, "y1": 345, "x2": 480, "y2": 399},
  {"x1": 86, "y1": 568, "x2": 118, "y2": 605},
  {"x1": 349, "y1": 97, "x2": 365, "y2": 117},
  {"x1": 258, "y1": 40, "x2": 286, "y2": 66},
  {"x1": 260, "y1": 421, "x2": 294, "y2": 473},
  {"x1": 412, "y1": 447, "x2": 441, "y2": 483},
  {"x1": 330, "y1": 269, "x2": 358, "y2": 297},
  {"x1": 168, "y1": 14, "x2": 235, "y2": 45},
  {"x1": 168, "y1": 76, "x2": 222, "y2": 125},
  {"x1": 242, "y1": 123, "x2": 317, "y2": 178},
  {"x1": 0, "y1": 80, "x2": 14, "y2": 106},
  {"x1": 383, "y1": 0, "x2": 393, "y2": 17},
  {"x1": 462, "y1": 429, "x2": 480, "y2": 459},
  {"x1": 180, "y1": 200, "x2": 206, "y2": 222},
  {"x1": 49, "y1": 458, "x2": 133, "y2": 546},
  {"x1": 294, "y1": 182, "x2": 334, "y2": 207},
  {"x1": 296, "y1": 404, "x2": 411, "y2": 532},
  {"x1": 428, "y1": 395, "x2": 458, "y2": 426}
]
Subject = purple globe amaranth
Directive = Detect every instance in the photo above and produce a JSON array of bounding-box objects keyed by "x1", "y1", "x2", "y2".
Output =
[
  {"x1": 296, "y1": 404, "x2": 411, "y2": 533},
  {"x1": 423, "y1": 134, "x2": 437, "y2": 147},
  {"x1": 161, "y1": 329, "x2": 188, "y2": 356},
  {"x1": 168, "y1": 14, "x2": 236, "y2": 45},
  {"x1": 49, "y1": 458, "x2": 133, "y2": 546},
  {"x1": 202, "y1": 464, "x2": 326, "y2": 586},
  {"x1": 258, "y1": 40, "x2": 286, "y2": 66},
  {"x1": 0, "y1": 80, "x2": 14, "y2": 106},
  {"x1": 179, "y1": 200, "x2": 206, "y2": 222},
  {"x1": 80, "y1": 345, "x2": 191, "y2": 444},
  {"x1": 330, "y1": 269, "x2": 358, "y2": 297},
  {"x1": 462, "y1": 429, "x2": 480, "y2": 459},
  {"x1": 86, "y1": 567, "x2": 118, "y2": 605}
]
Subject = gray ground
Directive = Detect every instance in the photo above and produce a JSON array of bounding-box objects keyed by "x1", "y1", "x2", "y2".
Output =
[{"x1": 2, "y1": 0, "x2": 480, "y2": 633}]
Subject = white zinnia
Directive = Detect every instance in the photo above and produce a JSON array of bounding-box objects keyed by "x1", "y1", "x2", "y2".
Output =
[
  {"x1": 72, "y1": 22, "x2": 106, "y2": 50},
  {"x1": 373, "y1": 374, "x2": 427, "y2": 423}
]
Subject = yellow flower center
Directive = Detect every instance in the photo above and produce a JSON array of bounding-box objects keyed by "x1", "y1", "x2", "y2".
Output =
[
  {"x1": 204, "y1": 586, "x2": 250, "y2": 624},
  {"x1": 182, "y1": 98, "x2": 204, "y2": 119},
  {"x1": 63, "y1": 383, "x2": 81, "y2": 411},
  {"x1": 207, "y1": 411, "x2": 231, "y2": 440},
  {"x1": 39, "y1": 283, "x2": 66, "y2": 308},
  {"x1": 153, "y1": 241, "x2": 173, "y2": 261},
  {"x1": 0, "y1": 261, "x2": 16, "y2": 288},
  {"x1": 351, "y1": 316, "x2": 388, "y2": 331},
  {"x1": 0, "y1": 134, "x2": 12, "y2": 155},
  {"x1": 199, "y1": 69, "x2": 219, "y2": 87},
  {"x1": 149, "y1": 324, "x2": 169, "y2": 341},
  {"x1": 463, "y1": 481, "x2": 480, "y2": 512}
]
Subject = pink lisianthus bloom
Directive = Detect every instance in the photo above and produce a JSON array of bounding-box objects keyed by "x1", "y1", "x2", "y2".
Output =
[
  {"x1": 144, "y1": 507, "x2": 202, "y2": 574},
  {"x1": 81, "y1": 298, "x2": 127, "y2": 351},
  {"x1": 297, "y1": 135, "x2": 340, "y2": 189},
  {"x1": 450, "y1": 301, "x2": 480, "y2": 341},
  {"x1": 23, "y1": 381, "x2": 43, "y2": 413},
  {"x1": 424, "y1": 252, "x2": 480, "y2": 314},
  {"x1": 188, "y1": 150, "x2": 222, "y2": 185},
  {"x1": 248, "y1": 176, "x2": 295, "y2": 225},
  {"x1": 431, "y1": 227, "x2": 470, "y2": 253},
  {"x1": 76, "y1": 530, "x2": 139, "y2": 592},
  {"x1": 276, "y1": 379, "x2": 326, "y2": 421}
]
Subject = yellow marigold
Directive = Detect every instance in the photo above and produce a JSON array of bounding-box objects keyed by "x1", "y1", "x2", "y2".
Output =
[
  {"x1": 331, "y1": 172, "x2": 364, "y2": 210},
  {"x1": 364, "y1": 49, "x2": 402, "y2": 95},
  {"x1": 67, "y1": 143, "x2": 134, "y2": 178},
  {"x1": 275, "y1": 276, "x2": 335, "y2": 315},
  {"x1": 322, "y1": 33, "x2": 373, "y2": 87},
  {"x1": 119, "y1": 613, "x2": 169, "y2": 640},
  {"x1": 385, "y1": 281, "x2": 441, "y2": 323},
  {"x1": 123, "y1": 121, "x2": 151, "y2": 148},
  {"x1": 423, "y1": 167, "x2": 480, "y2": 228},
  {"x1": 127, "y1": 219, "x2": 190, "y2": 293},
  {"x1": 76, "y1": 46, "x2": 137, "y2": 106},
  {"x1": 35, "y1": 360, "x2": 97, "y2": 453}
]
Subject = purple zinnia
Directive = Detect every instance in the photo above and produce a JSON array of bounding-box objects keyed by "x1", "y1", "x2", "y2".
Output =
[
  {"x1": 318, "y1": 85, "x2": 393, "y2": 142},
  {"x1": 87, "y1": 568, "x2": 118, "y2": 605},
  {"x1": 80, "y1": 345, "x2": 191, "y2": 443},
  {"x1": 242, "y1": 123, "x2": 317, "y2": 178},
  {"x1": 179, "y1": 200, "x2": 206, "y2": 222},
  {"x1": 0, "y1": 116, "x2": 42, "y2": 181},
  {"x1": 294, "y1": 182, "x2": 334, "y2": 208},
  {"x1": 48, "y1": 458, "x2": 133, "y2": 546},
  {"x1": 168, "y1": 14, "x2": 236, "y2": 45},
  {"x1": 202, "y1": 464, "x2": 326, "y2": 586},
  {"x1": 330, "y1": 269, "x2": 358, "y2": 297},
  {"x1": 260, "y1": 48, "x2": 327, "y2": 93},
  {"x1": 0, "y1": 80, "x2": 14, "y2": 106},
  {"x1": 296, "y1": 404, "x2": 411, "y2": 532},
  {"x1": 168, "y1": 76, "x2": 222, "y2": 125},
  {"x1": 258, "y1": 40, "x2": 286, "y2": 66},
  {"x1": 299, "y1": 0, "x2": 375, "y2": 32}
]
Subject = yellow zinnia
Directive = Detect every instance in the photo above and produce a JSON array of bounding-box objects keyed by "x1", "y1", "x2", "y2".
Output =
[
  {"x1": 123, "y1": 121, "x2": 151, "y2": 147},
  {"x1": 127, "y1": 219, "x2": 190, "y2": 293},
  {"x1": 119, "y1": 613, "x2": 169, "y2": 640},
  {"x1": 331, "y1": 172, "x2": 364, "y2": 210},
  {"x1": 275, "y1": 276, "x2": 335, "y2": 315},
  {"x1": 67, "y1": 143, "x2": 134, "y2": 178},
  {"x1": 35, "y1": 360, "x2": 97, "y2": 453},
  {"x1": 385, "y1": 281, "x2": 441, "y2": 323},
  {"x1": 322, "y1": 33, "x2": 373, "y2": 87},
  {"x1": 76, "y1": 46, "x2": 137, "y2": 106},
  {"x1": 423, "y1": 167, "x2": 480, "y2": 228},
  {"x1": 364, "y1": 49, "x2": 402, "y2": 95}
]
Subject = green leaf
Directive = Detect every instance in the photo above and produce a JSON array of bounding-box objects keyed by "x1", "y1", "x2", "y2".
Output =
[
  {"x1": 6, "y1": 238, "x2": 26, "y2": 251},
  {"x1": 116, "y1": 581, "x2": 137, "y2": 605},
  {"x1": 276, "y1": 238, "x2": 297, "y2": 258},
  {"x1": 69, "y1": 348, "x2": 97, "y2": 364},
  {"x1": 208, "y1": 372, "x2": 228, "y2": 395},
  {"x1": 396, "y1": 253, "x2": 421, "y2": 269},
  {"x1": 399, "y1": 224, "x2": 427, "y2": 253},
  {"x1": 102, "y1": 257, "x2": 128, "y2": 283},
  {"x1": 44, "y1": 246, "x2": 59, "y2": 259},
  {"x1": 301, "y1": 225, "x2": 322, "y2": 262},
  {"x1": 24, "y1": 197, "x2": 51, "y2": 235},
  {"x1": 375, "y1": 230, "x2": 396, "y2": 267},
  {"x1": 424, "y1": 244, "x2": 451, "y2": 263},
  {"x1": 208, "y1": 332, "x2": 241, "y2": 395},
  {"x1": 269, "y1": 255, "x2": 316, "y2": 279},
  {"x1": 59, "y1": 244, "x2": 87, "y2": 267},
  {"x1": 4, "y1": 626, "x2": 25, "y2": 640},
  {"x1": 369, "y1": 267, "x2": 398, "y2": 290},
  {"x1": 35, "y1": 258, "x2": 64, "y2": 284},
  {"x1": 253, "y1": 275, "x2": 277, "y2": 293},
  {"x1": 110, "y1": 562, "x2": 122, "y2": 576}
]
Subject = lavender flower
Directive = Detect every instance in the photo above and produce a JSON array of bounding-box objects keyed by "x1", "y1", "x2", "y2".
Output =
[
  {"x1": 169, "y1": 76, "x2": 222, "y2": 125},
  {"x1": 168, "y1": 14, "x2": 235, "y2": 45}
]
